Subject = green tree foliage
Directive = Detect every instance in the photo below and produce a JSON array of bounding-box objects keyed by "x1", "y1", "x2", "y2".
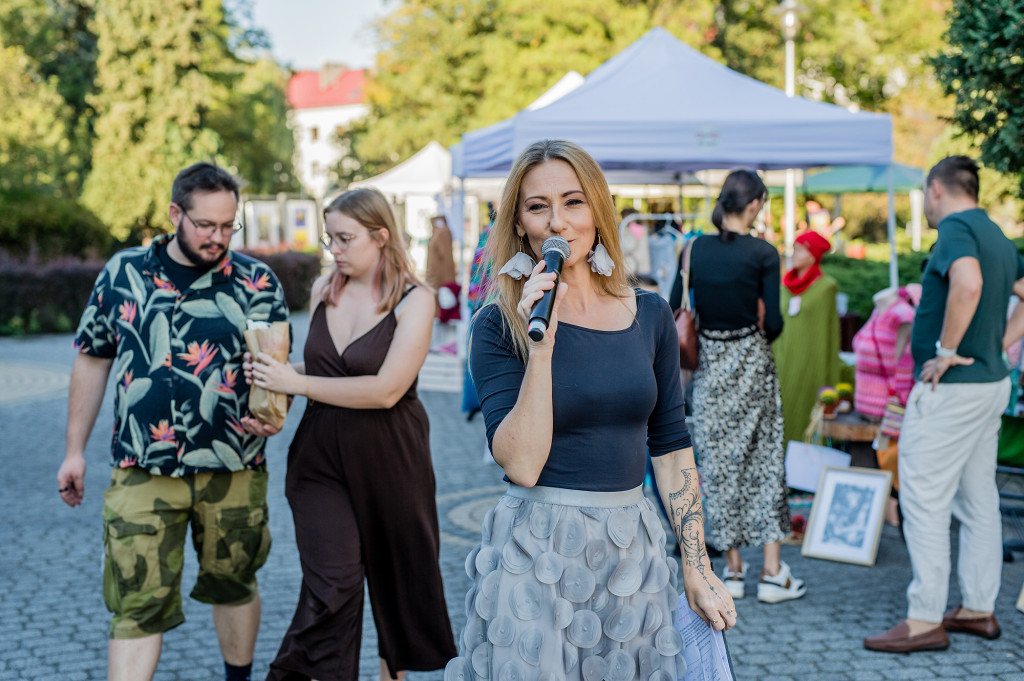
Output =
[
  {"x1": 81, "y1": 0, "x2": 297, "y2": 240},
  {"x1": 212, "y1": 56, "x2": 299, "y2": 196},
  {"x1": 691, "y1": 0, "x2": 948, "y2": 114},
  {"x1": 352, "y1": 0, "x2": 952, "y2": 182},
  {"x1": 81, "y1": 0, "x2": 230, "y2": 240},
  {"x1": 356, "y1": 0, "x2": 650, "y2": 171},
  {"x1": 0, "y1": 44, "x2": 73, "y2": 193},
  {"x1": 929, "y1": 126, "x2": 1023, "y2": 229},
  {"x1": 0, "y1": 188, "x2": 111, "y2": 260},
  {"x1": 933, "y1": 0, "x2": 1024, "y2": 194},
  {"x1": 0, "y1": 0, "x2": 98, "y2": 196}
]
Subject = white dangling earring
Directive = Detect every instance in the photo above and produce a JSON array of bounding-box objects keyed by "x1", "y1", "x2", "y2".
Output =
[
  {"x1": 588, "y1": 234, "x2": 615, "y2": 276},
  {"x1": 499, "y1": 238, "x2": 536, "y2": 279}
]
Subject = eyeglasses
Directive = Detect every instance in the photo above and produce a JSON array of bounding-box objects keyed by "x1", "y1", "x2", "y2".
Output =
[
  {"x1": 178, "y1": 205, "x2": 243, "y2": 236},
  {"x1": 320, "y1": 232, "x2": 359, "y2": 250}
]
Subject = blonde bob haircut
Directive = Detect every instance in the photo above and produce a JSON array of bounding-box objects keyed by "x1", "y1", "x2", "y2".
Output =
[
  {"x1": 322, "y1": 187, "x2": 424, "y2": 312},
  {"x1": 484, "y1": 139, "x2": 631, "y2": 360}
]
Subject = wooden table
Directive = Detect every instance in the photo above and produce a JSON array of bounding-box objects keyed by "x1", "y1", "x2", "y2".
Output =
[{"x1": 819, "y1": 410, "x2": 880, "y2": 469}]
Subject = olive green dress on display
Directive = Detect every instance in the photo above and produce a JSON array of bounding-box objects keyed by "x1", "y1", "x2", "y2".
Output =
[{"x1": 774, "y1": 275, "x2": 841, "y2": 446}]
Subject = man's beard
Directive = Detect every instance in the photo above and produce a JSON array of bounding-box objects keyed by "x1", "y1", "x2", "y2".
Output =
[{"x1": 176, "y1": 222, "x2": 226, "y2": 270}]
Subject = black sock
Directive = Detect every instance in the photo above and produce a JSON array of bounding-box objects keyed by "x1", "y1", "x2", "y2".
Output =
[{"x1": 225, "y1": 661, "x2": 252, "y2": 681}]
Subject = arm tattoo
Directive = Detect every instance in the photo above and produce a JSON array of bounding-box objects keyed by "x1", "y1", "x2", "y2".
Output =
[{"x1": 667, "y1": 464, "x2": 717, "y2": 592}]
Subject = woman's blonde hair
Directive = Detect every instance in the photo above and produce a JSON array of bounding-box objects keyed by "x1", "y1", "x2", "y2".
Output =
[
  {"x1": 322, "y1": 187, "x2": 424, "y2": 312},
  {"x1": 484, "y1": 139, "x2": 630, "y2": 360}
]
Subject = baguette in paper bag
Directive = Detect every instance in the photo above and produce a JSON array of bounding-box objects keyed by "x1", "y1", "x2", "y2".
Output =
[{"x1": 244, "y1": 321, "x2": 290, "y2": 430}]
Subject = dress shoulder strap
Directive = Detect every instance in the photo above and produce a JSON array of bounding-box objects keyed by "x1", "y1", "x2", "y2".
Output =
[{"x1": 395, "y1": 285, "x2": 417, "y2": 314}]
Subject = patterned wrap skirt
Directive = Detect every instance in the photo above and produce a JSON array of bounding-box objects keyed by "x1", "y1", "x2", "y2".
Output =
[
  {"x1": 446, "y1": 485, "x2": 687, "y2": 681},
  {"x1": 691, "y1": 326, "x2": 790, "y2": 551}
]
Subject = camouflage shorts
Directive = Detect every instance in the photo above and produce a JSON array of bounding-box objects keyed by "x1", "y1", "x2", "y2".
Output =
[{"x1": 102, "y1": 465, "x2": 271, "y2": 639}]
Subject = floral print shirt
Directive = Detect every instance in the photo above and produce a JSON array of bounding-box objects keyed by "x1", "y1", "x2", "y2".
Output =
[{"x1": 74, "y1": 234, "x2": 291, "y2": 476}]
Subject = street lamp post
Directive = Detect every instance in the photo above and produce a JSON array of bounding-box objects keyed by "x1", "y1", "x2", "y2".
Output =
[{"x1": 777, "y1": 0, "x2": 803, "y2": 259}]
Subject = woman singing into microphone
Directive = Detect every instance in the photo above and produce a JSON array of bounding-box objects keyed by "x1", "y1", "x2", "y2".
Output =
[{"x1": 446, "y1": 140, "x2": 734, "y2": 681}]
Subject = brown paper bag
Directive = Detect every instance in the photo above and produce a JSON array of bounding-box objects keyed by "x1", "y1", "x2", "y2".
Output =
[{"x1": 244, "y1": 321, "x2": 290, "y2": 430}]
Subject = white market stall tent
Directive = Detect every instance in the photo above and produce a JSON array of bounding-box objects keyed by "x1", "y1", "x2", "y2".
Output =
[
  {"x1": 351, "y1": 140, "x2": 452, "y2": 198},
  {"x1": 452, "y1": 27, "x2": 903, "y2": 286},
  {"x1": 350, "y1": 141, "x2": 504, "y2": 273},
  {"x1": 350, "y1": 141, "x2": 459, "y2": 273}
]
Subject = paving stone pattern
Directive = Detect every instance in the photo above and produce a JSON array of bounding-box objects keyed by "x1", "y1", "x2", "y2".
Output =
[{"x1": 1, "y1": 316, "x2": 1022, "y2": 680}]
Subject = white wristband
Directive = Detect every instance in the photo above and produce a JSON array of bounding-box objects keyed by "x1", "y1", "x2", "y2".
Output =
[{"x1": 935, "y1": 340, "x2": 956, "y2": 358}]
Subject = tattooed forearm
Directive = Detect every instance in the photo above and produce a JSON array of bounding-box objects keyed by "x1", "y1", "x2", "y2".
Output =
[{"x1": 667, "y1": 465, "x2": 710, "y2": 572}]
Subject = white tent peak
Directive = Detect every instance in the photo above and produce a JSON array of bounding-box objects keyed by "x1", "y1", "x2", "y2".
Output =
[
  {"x1": 349, "y1": 141, "x2": 451, "y2": 198},
  {"x1": 526, "y1": 71, "x2": 584, "y2": 111}
]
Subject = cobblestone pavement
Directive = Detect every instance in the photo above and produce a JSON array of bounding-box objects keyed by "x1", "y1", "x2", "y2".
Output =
[{"x1": 1, "y1": 315, "x2": 1023, "y2": 680}]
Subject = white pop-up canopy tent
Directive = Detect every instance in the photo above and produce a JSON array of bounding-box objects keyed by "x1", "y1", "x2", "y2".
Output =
[
  {"x1": 452, "y1": 27, "x2": 902, "y2": 285},
  {"x1": 350, "y1": 141, "x2": 504, "y2": 245},
  {"x1": 350, "y1": 140, "x2": 452, "y2": 198}
]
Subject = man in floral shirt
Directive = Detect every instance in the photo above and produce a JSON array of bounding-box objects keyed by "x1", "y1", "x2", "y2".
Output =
[{"x1": 57, "y1": 163, "x2": 290, "y2": 681}]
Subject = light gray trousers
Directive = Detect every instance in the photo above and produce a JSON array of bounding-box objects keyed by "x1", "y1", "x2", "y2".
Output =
[{"x1": 898, "y1": 377, "x2": 1010, "y2": 622}]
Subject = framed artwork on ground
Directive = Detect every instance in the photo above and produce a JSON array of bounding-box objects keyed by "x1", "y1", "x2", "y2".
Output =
[{"x1": 802, "y1": 466, "x2": 893, "y2": 566}]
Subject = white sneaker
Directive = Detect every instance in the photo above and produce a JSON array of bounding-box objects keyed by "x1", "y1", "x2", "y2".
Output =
[
  {"x1": 722, "y1": 562, "x2": 747, "y2": 599},
  {"x1": 757, "y1": 561, "x2": 806, "y2": 603}
]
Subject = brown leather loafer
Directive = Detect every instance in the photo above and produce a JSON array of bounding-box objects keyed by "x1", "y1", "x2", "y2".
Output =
[
  {"x1": 942, "y1": 607, "x2": 1001, "y2": 640},
  {"x1": 864, "y1": 621, "x2": 949, "y2": 653}
]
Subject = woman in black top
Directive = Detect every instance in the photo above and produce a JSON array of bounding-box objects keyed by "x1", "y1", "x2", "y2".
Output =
[
  {"x1": 674, "y1": 170, "x2": 806, "y2": 605},
  {"x1": 446, "y1": 140, "x2": 735, "y2": 681}
]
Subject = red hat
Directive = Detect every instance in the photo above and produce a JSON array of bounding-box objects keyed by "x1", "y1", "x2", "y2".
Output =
[{"x1": 795, "y1": 230, "x2": 831, "y2": 261}]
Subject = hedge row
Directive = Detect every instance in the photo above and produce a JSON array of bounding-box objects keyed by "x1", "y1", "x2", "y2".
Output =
[
  {"x1": 0, "y1": 188, "x2": 113, "y2": 261},
  {"x1": 0, "y1": 250, "x2": 323, "y2": 336},
  {"x1": 822, "y1": 250, "x2": 930, "y2": 321},
  {"x1": 0, "y1": 258, "x2": 105, "y2": 335}
]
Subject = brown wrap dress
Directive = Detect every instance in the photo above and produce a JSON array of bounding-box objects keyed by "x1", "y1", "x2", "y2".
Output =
[{"x1": 267, "y1": 296, "x2": 456, "y2": 680}]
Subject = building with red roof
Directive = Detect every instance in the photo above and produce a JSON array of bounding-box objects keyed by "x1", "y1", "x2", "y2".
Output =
[{"x1": 286, "y1": 65, "x2": 368, "y2": 198}]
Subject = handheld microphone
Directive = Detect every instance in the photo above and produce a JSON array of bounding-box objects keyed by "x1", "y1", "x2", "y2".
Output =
[{"x1": 528, "y1": 236, "x2": 571, "y2": 341}]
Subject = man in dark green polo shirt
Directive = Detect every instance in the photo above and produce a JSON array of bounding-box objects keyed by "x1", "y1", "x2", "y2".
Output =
[
  {"x1": 866, "y1": 156, "x2": 1024, "y2": 653},
  {"x1": 57, "y1": 163, "x2": 291, "y2": 681}
]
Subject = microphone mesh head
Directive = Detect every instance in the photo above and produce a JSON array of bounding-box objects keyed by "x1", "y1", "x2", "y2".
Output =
[{"x1": 541, "y1": 236, "x2": 571, "y2": 259}]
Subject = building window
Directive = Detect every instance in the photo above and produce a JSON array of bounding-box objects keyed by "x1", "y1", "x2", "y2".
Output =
[
  {"x1": 311, "y1": 126, "x2": 319, "y2": 142},
  {"x1": 335, "y1": 125, "x2": 346, "y2": 138}
]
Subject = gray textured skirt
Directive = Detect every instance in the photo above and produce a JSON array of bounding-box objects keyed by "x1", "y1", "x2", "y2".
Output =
[{"x1": 445, "y1": 484, "x2": 686, "y2": 681}]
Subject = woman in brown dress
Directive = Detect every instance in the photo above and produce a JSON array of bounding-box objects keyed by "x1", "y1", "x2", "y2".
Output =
[{"x1": 246, "y1": 187, "x2": 456, "y2": 680}]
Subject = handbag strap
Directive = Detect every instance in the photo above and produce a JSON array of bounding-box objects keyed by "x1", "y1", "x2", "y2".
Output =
[{"x1": 679, "y1": 239, "x2": 694, "y2": 312}]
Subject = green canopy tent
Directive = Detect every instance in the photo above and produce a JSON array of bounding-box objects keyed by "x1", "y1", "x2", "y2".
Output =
[
  {"x1": 802, "y1": 162, "x2": 923, "y2": 194},
  {"x1": 768, "y1": 163, "x2": 923, "y2": 195},
  {"x1": 768, "y1": 163, "x2": 926, "y2": 285}
]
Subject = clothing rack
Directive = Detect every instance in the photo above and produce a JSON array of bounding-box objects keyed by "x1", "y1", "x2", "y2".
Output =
[{"x1": 617, "y1": 213, "x2": 699, "y2": 299}]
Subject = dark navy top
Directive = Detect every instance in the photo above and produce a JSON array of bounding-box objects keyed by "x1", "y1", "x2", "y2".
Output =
[
  {"x1": 469, "y1": 290, "x2": 691, "y2": 492},
  {"x1": 669, "y1": 234, "x2": 784, "y2": 342}
]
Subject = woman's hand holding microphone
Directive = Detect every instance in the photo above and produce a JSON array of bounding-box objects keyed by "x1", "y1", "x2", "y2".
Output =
[{"x1": 518, "y1": 261, "x2": 568, "y2": 351}]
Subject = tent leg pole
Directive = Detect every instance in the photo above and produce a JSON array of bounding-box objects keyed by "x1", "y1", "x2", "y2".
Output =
[
  {"x1": 887, "y1": 164, "x2": 898, "y2": 289},
  {"x1": 678, "y1": 182, "x2": 684, "y2": 222},
  {"x1": 784, "y1": 168, "x2": 796, "y2": 264},
  {"x1": 703, "y1": 171, "x2": 711, "y2": 227},
  {"x1": 910, "y1": 189, "x2": 923, "y2": 252}
]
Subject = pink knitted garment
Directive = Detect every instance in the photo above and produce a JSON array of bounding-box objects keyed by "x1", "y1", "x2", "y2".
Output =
[{"x1": 852, "y1": 300, "x2": 916, "y2": 418}]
